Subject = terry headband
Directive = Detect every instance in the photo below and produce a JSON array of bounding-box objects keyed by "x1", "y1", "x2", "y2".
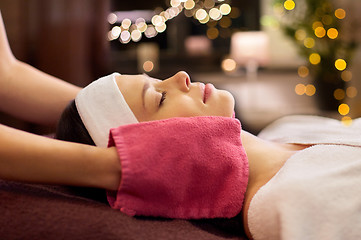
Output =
[{"x1": 75, "y1": 73, "x2": 139, "y2": 147}]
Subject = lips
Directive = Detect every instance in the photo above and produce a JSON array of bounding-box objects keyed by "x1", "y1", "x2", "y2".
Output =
[{"x1": 203, "y1": 83, "x2": 213, "y2": 103}]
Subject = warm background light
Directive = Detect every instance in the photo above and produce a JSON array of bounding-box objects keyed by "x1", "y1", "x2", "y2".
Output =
[
  {"x1": 335, "y1": 8, "x2": 346, "y2": 19},
  {"x1": 220, "y1": 4, "x2": 231, "y2": 15},
  {"x1": 143, "y1": 60, "x2": 154, "y2": 72},
  {"x1": 346, "y1": 86, "x2": 358, "y2": 98},
  {"x1": 309, "y1": 53, "x2": 321, "y2": 65},
  {"x1": 341, "y1": 70, "x2": 352, "y2": 82},
  {"x1": 305, "y1": 84, "x2": 316, "y2": 96},
  {"x1": 284, "y1": 0, "x2": 295, "y2": 11},
  {"x1": 338, "y1": 103, "x2": 350, "y2": 115},
  {"x1": 207, "y1": 27, "x2": 219, "y2": 39},
  {"x1": 327, "y1": 28, "x2": 338, "y2": 39},
  {"x1": 221, "y1": 58, "x2": 237, "y2": 72},
  {"x1": 295, "y1": 83, "x2": 306, "y2": 95},
  {"x1": 295, "y1": 29, "x2": 306, "y2": 41},
  {"x1": 312, "y1": 21, "x2": 323, "y2": 30},
  {"x1": 341, "y1": 116, "x2": 353, "y2": 126},
  {"x1": 322, "y1": 15, "x2": 333, "y2": 25},
  {"x1": 335, "y1": 59, "x2": 347, "y2": 71},
  {"x1": 230, "y1": 31, "x2": 270, "y2": 68},
  {"x1": 333, "y1": 88, "x2": 345, "y2": 100},
  {"x1": 314, "y1": 26, "x2": 326, "y2": 38},
  {"x1": 304, "y1": 37, "x2": 315, "y2": 48},
  {"x1": 298, "y1": 66, "x2": 309, "y2": 78}
]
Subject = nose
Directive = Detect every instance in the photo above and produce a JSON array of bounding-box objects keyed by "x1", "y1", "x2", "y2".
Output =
[{"x1": 164, "y1": 71, "x2": 191, "y2": 92}]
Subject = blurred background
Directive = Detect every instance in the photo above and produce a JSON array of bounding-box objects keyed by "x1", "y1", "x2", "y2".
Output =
[{"x1": 0, "y1": 0, "x2": 361, "y2": 134}]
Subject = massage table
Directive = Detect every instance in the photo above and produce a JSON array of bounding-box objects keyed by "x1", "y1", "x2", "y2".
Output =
[{"x1": 0, "y1": 179, "x2": 248, "y2": 239}]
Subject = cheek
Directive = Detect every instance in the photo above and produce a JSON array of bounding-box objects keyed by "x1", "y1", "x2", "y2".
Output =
[{"x1": 157, "y1": 98, "x2": 203, "y2": 119}]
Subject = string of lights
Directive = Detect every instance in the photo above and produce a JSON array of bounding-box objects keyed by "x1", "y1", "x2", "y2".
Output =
[{"x1": 107, "y1": 0, "x2": 233, "y2": 44}]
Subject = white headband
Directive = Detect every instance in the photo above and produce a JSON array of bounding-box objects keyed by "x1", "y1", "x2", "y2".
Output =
[{"x1": 75, "y1": 73, "x2": 138, "y2": 147}]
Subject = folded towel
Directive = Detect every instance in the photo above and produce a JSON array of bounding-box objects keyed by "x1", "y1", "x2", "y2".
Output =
[{"x1": 107, "y1": 116, "x2": 249, "y2": 219}]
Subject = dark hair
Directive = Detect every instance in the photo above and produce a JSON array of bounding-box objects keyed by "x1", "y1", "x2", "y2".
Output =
[
  {"x1": 55, "y1": 100, "x2": 95, "y2": 146},
  {"x1": 55, "y1": 100, "x2": 108, "y2": 202}
]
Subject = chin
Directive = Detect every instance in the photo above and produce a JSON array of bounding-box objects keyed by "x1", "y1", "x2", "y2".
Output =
[{"x1": 217, "y1": 91, "x2": 235, "y2": 117}]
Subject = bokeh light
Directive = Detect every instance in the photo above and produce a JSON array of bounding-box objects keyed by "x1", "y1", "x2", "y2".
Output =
[
  {"x1": 333, "y1": 88, "x2": 345, "y2": 100},
  {"x1": 338, "y1": 103, "x2": 350, "y2": 115},
  {"x1": 298, "y1": 66, "x2": 309, "y2": 78},
  {"x1": 219, "y1": 17, "x2": 232, "y2": 28},
  {"x1": 335, "y1": 8, "x2": 346, "y2": 19},
  {"x1": 207, "y1": 27, "x2": 219, "y2": 39},
  {"x1": 220, "y1": 4, "x2": 231, "y2": 15},
  {"x1": 131, "y1": 29, "x2": 142, "y2": 42},
  {"x1": 107, "y1": 13, "x2": 118, "y2": 24},
  {"x1": 209, "y1": 8, "x2": 222, "y2": 20},
  {"x1": 335, "y1": 59, "x2": 347, "y2": 71},
  {"x1": 111, "y1": 26, "x2": 121, "y2": 38},
  {"x1": 341, "y1": 70, "x2": 352, "y2": 82},
  {"x1": 199, "y1": 14, "x2": 210, "y2": 24},
  {"x1": 229, "y1": 7, "x2": 241, "y2": 18},
  {"x1": 295, "y1": 83, "x2": 306, "y2": 95},
  {"x1": 144, "y1": 25, "x2": 157, "y2": 38},
  {"x1": 156, "y1": 24, "x2": 167, "y2": 33},
  {"x1": 204, "y1": 0, "x2": 215, "y2": 9},
  {"x1": 346, "y1": 86, "x2": 358, "y2": 98},
  {"x1": 295, "y1": 29, "x2": 306, "y2": 41},
  {"x1": 322, "y1": 15, "x2": 333, "y2": 25},
  {"x1": 170, "y1": 0, "x2": 181, "y2": 8},
  {"x1": 314, "y1": 26, "x2": 326, "y2": 38},
  {"x1": 221, "y1": 58, "x2": 237, "y2": 72},
  {"x1": 327, "y1": 28, "x2": 338, "y2": 39},
  {"x1": 143, "y1": 60, "x2": 154, "y2": 72},
  {"x1": 120, "y1": 30, "x2": 131, "y2": 44},
  {"x1": 195, "y1": 9, "x2": 208, "y2": 20},
  {"x1": 284, "y1": 0, "x2": 295, "y2": 11},
  {"x1": 305, "y1": 84, "x2": 316, "y2": 96},
  {"x1": 309, "y1": 53, "x2": 321, "y2": 65},
  {"x1": 121, "y1": 18, "x2": 132, "y2": 29},
  {"x1": 312, "y1": 21, "x2": 323, "y2": 30},
  {"x1": 304, "y1": 37, "x2": 315, "y2": 48},
  {"x1": 184, "y1": 0, "x2": 195, "y2": 10},
  {"x1": 341, "y1": 116, "x2": 352, "y2": 126}
]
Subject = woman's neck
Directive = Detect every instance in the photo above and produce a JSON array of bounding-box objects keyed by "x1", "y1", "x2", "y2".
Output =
[
  {"x1": 241, "y1": 131, "x2": 301, "y2": 187},
  {"x1": 241, "y1": 130, "x2": 306, "y2": 239}
]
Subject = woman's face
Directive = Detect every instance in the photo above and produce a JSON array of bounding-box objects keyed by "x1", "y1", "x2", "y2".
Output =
[{"x1": 115, "y1": 71, "x2": 235, "y2": 122}]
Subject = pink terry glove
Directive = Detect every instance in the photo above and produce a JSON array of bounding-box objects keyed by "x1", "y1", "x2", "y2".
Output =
[{"x1": 107, "y1": 116, "x2": 249, "y2": 219}]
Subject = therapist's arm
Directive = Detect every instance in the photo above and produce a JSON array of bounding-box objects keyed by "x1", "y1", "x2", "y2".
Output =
[
  {"x1": 0, "y1": 123, "x2": 121, "y2": 190},
  {"x1": 0, "y1": 13, "x2": 80, "y2": 126}
]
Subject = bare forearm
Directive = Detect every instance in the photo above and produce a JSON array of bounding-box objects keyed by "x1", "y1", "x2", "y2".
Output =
[
  {"x1": 0, "y1": 13, "x2": 81, "y2": 126},
  {"x1": 0, "y1": 60, "x2": 81, "y2": 126},
  {"x1": 0, "y1": 124, "x2": 121, "y2": 190}
]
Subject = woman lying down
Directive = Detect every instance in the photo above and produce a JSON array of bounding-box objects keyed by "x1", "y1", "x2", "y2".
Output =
[{"x1": 56, "y1": 71, "x2": 361, "y2": 240}]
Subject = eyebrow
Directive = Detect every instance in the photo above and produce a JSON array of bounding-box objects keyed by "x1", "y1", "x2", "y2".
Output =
[{"x1": 142, "y1": 75, "x2": 150, "y2": 109}]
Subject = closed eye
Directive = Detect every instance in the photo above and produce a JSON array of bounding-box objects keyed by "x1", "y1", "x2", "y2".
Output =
[{"x1": 159, "y1": 91, "x2": 167, "y2": 106}]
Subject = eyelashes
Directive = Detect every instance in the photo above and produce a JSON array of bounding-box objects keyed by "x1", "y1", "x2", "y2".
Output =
[{"x1": 159, "y1": 91, "x2": 167, "y2": 106}]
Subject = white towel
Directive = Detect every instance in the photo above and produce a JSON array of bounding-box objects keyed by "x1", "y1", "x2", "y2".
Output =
[
  {"x1": 258, "y1": 115, "x2": 361, "y2": 146},
  {"x1": 75, "y1": 73, "x2": 138, "y2": 147},
  {"x1": 248, "y1": 115, "x2": 361, "y2": 240}
]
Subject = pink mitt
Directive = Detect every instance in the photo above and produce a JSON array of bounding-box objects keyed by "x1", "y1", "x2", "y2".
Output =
[{"x1": 107, "y1": 116, "x2": 249, "y2": 219}]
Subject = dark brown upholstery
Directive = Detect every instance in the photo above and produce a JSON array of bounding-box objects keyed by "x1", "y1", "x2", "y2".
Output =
[{"x1": 0, "y1": 180, "x2": 248, "y2": 240}]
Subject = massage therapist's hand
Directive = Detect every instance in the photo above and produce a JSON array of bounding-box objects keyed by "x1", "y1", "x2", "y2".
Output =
[
  {"x1": 0, "y1": 123, "x2": 122, "y2": 190},
  {"x1": 0, "y1": 13, "x2": 121, "y2": 191}
]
